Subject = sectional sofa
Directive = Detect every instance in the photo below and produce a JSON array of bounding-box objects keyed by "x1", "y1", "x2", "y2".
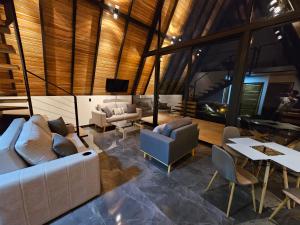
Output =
[{"x1": 0, "y1": 117, "x2": 101, "y2": 225}]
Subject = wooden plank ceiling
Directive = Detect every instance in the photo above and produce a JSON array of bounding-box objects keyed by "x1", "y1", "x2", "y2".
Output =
[{"x1": 0, "y1": 0, "x2": 228, "y2": 96}]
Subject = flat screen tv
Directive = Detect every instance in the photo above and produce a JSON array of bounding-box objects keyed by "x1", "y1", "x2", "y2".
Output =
[{"x1": 106, "y1": 79, "x2": 129, "y2": 92}]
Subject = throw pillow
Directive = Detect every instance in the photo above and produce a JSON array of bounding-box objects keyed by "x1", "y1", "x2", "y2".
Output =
[
  {"x1": 30, "y1": 114, "x2": 52, "y2": 136},
  {"x1": 95, "y1": 104, "x2": 101, "y2": 111},
  {"x1": 52, "y1": 133, "x2": 78, "y2": 157},
  {"x1": 112, "y1": 107, "x2": 124, "y2": 115},
  {"x1": 101, "y1": 106, "x2": 113, "y2": 118},
  {"x1": 127, "y1": 104, "x2": 137, "y2": 113},
  {"x1": 153, "y1": 124, "x2": 166, "y2": 134},
  {"x1": 15, "y1": 121, "x2": 57, "y2": 165},
  {"x1": 162, "y1": 117, "x2": 192, "y2": 136},
  {"x1": 48, "y1": 117, "x2": 68, "y2": 136}
]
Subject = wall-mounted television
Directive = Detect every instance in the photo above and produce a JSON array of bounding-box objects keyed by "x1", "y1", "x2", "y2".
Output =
[{"x1": 106, "y1": 78, "x2": 129, "y2": 92}]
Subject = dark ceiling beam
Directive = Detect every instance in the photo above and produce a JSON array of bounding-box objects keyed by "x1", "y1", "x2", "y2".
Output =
[
  {"x1": 143, "y1": 0, "x2": 179, "y2": 94},
  {"x1": 39, "y1": 0, "x2": 48, "y2": 95},
  {"x1": 90, "y1": 1, "x2": 104, "y2": 95},
  {"x1": 145, "y1": 11, "x2": 300, "y2": 57},
  {"x1": 114, "y1": 0, "x2": 134, "y2": 79},
  {"x1": 131, "y1": 0, "x2": 165, "y2": 95},
  {"x1": 70, "y1": 0, "x2": 77, "y2": 94}
]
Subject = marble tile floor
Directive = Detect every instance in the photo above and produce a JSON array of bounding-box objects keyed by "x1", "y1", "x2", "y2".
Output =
[{"x1": 51, "y1": 127, "x2": 300, "y2": 225}]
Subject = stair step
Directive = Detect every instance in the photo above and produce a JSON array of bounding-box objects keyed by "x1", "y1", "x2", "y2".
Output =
[
  {"x1": 0, "y1": 105, "x2": 28, "y2": 111},
  {"x1": 0, "y1": 63, "x2": 19, "y2": 71},
  {"x1": 0, "y1": 90, "x2": 18, "y2": 96},
  {"x1": 0, "y1": 43, "x2": 16, "y2": 54},
  {"x1": 0, "y1": 98, "x2": 27, "y2": 103},
  {"x1": 0, "y1": 25, "x2": 10, "y2": 34}
]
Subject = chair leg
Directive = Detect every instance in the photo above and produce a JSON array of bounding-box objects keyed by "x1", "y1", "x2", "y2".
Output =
[
  {"x1": 205, "y1": 171, "x2": 218, "y2": 192},
  {"x1": 192, "y1": 148, "x2": 195, "y2": 157},
  {"x1": 256, "y1": 160, "x2": 262, "y2": 177},
  {"x1": 282, "y1": 167, "x2": 291, "y2": 209},
  {"x1": 269, "y1": 197, "x2": 288, "y2": 220},
  {"x1": 168, "y1": 165, "x2": 172, "y2": 174},
  {"x1": 241, "y1": 158, "x2": 248, "y2": 168},
  {"x1": 293, "y1": 177, "x2": 300, "y2": 207},
  {"x1": 251, "y1": 184, "x2": 257, "y2": 212},
  {"x1": 226, "y1": 182, "x2": 236, "y2": 217}
]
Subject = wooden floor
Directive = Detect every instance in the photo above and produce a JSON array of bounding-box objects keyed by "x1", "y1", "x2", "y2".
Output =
[{"x1": 142, "y1": 112, "x2": 224, "y2": 146}]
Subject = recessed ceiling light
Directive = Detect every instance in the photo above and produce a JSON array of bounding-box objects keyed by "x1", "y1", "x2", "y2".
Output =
[
  {"x1": 277, "y1": 35, "x2": 283, "y2": 40},
  {"x1": 172, "y1": 36, "x2": 176, "y2": 39},
  {"x1": 171, "y1": 41, "x2": 174, "y2": 44},
  {"x1": 178, "y1": 38, "x2": 182, "y2": 42},
  {"x1": 275, "y1": 30, "x2": 280, "y2": 34},
  {"x1": 196, "y1": 53, "x2": 200, "y2": 56}
]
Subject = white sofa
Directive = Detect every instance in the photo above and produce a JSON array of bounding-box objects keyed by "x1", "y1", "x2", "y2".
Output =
[
  {"x1": 91, "y1": 99, "x2": 142, "y2": 131},
  {"x1": 0, "y1": 118, "x2": 101, "y2": 225}
]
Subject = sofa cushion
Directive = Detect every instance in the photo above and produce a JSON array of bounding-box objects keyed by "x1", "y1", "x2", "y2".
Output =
[
  {"x1": 153, "y1": 124, "x2": 166, "y2": 134},
  {"x1": 116, "y1": 102, "x2": 128, "y2": 113},
  {"x1": 161, "y1": 117, "x2": 192, "y2": 137},
  {"x1": 30, "y1": 114, "x2": 52, "y2": 136},
  {"x1": 123, "y1": 112, "x2": 139, "y2": 120},
  {"x1": 127, "y1": 104, "x2": 137, "y2": 113},
  {"x1": 52, "y1": 134, "x2": 78, "y2": 157},
  {"x1": 0, "y1": 118, "x2": 27, "y2": 175},
  {"x1": 106, "y1": 115, "x2": 125, "y2": 123},
  {"x1": 15, "y1": 121, "x2": 57, "y2": 165},
  {"x1": 48, "y1": 117, "x2": 68, "y2": 136},
  {"x1": 101, "y1": 106, "x2": 113, "y2": 118},
  {"x1": 112, "y1": 107, "x2": 124, "y2": 115}
]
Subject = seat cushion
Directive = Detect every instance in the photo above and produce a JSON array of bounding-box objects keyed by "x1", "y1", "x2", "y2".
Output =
[
  {"x1": 124, "y1": 112, "x2": 139, "y2": 120},
  {"x1": 30, "y1": 114, "x2": 52, "y2": 136},
  {"x1": 0, "y1": 118, "x2": 27, "y2": 175},
  {"x1": 162, "y1": 117, "x2": 192, "y2": 136},
  {"x1": 48, "y1": 117, "x2": 68, "y2": 136},
  {"x1": 106, "y1": 115, "x2": 125, "y2": 123},
  {"x1": 15, "y1": 121, "x2": 57, "y2": 165},
  {"x1": 52, "y1": 134, "x2": 78, "y2": 157}
]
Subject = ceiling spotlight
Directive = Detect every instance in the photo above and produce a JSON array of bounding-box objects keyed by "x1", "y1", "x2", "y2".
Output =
[
  {"x1": 196, "y1": 53, "x2": 200, "y2": 57},
  {"x1": 270, "y1": 0, "x2": 277, "y2": 6},
  {"x1": 277, "y1": 35, "x2": 283, "y2": 40},
  {"x1": 198, "y1": 49, "x2": 202, "y2": 52},
  {"x1": 178, "y1": 38, "x2": 182, "y2": 42},
  {"x1": 275, "y1": 30, "x2": 280, "y2": 34},
  {"x1": 171, "y1": 41, "x2": 174, "y2": 45},
  {"x1": 172, "y1": 36, "x2": 176, "y2": 39},
  {"x1": 113, "y1": 5, "x2": 119, "y2": 20}
]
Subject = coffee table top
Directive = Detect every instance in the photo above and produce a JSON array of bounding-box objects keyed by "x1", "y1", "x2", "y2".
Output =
[{"x1": 111, "y1": 120, "x2": 133, "y2": 129}]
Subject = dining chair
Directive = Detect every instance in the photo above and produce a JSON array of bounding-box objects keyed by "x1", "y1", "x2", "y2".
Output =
[
  {"x1": 222, "y1": 126, "x2": 248, "y2": 167},
  {"x1": 205, "y1": 145, "x2": 258, "y2": 217},
  {"x1": 269, "y1": 188, "x2": 300, "y2": 220}
]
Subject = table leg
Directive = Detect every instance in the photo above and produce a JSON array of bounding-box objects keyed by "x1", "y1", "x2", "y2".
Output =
[
  {"x1": 282, "y1": 167, "x2": 291, "y2": 209},
  {"x1": 259, "y1": 161, "x2": 271, "y2": 214}
]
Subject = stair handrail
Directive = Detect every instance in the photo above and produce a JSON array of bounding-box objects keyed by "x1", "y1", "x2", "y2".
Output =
[{"x1": 26, "y1": 70, "x2": 80, "y2": 137}]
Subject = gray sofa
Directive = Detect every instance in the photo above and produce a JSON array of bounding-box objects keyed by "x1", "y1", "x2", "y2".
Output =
[
  {"x1": 0, "y1": 118, "x2": 101, "y2": 225},
  {"x1": 140, "y1": 118, "x2": 199, "y2": 173},
  {"x1": 92, "y1": 99, "x2": 142, "y2": 131}
]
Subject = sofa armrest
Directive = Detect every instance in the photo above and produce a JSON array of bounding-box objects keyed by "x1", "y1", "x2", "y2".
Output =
[
  {"x1": 66, "y1": 123, "x2": 75, "y2": 133},
  {"x1": 92, "y1": 110, "x2": 107, "y2": 127},
  {"x1": 140, "y1": 129, "x2": 174, "y2": 164},
  {"x1": 0, "y1": 151, "x2": 101, "y2": 225},
  {"x1": 136, "y1": 107, "x2": 142, "y2": 119}
]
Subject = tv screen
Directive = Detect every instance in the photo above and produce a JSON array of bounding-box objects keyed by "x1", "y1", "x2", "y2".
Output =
[{"x1": 106, "y1": 79, "x2": 129, "y2": 92}]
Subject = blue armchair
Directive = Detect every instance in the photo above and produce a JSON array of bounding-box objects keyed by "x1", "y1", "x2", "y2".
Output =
[{"x1": 140, "y1": 123, "x2": 199, "y2": 173}]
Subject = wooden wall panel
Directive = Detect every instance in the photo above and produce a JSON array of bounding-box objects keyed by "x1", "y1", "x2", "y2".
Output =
[
  {"x1": 131, "y1": 0, "x2": 157, "y2": 26},
  {"x1": 73, "y1": 0, "x2": 99, "y2": 95},
  {"x1": 4, "y1": 0, "x2": 46, "y2": 96},
  {"x1": 135, "y1": 55, "x2": 155, "y2": 94},
  {"x1": 93, "y1": 12, "x2": 125, "y2": 94},
  {"x1": 41, "y1": 0, "x2": 73, "y2": 95},
  {"x1": 117, "y1": 23, "x2": 148, "y2": 94}
]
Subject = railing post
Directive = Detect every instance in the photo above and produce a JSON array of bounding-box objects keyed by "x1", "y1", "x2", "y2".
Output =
[
  {"x1": 9, "y1": 0, "x2": 33, "y2": 116},
  {"x1": 74, "y1": 96, "x2": 80, "y2": 136}
]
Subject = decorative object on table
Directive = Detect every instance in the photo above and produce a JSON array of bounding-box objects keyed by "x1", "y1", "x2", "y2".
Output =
[
  {"x1": 48, "y1": 116, "x2": 68, "y2": 136},
  {"x1": 140, "y1": 117, "x2": 199, "y2": 173},
  {"x1": 205, "y1": 145, "x2": 258, "y2": 217}
]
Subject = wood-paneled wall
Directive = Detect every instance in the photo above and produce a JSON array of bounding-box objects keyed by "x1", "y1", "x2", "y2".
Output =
[{"x1": 73, "y1": 0, "x2": 99, "y2": 95}]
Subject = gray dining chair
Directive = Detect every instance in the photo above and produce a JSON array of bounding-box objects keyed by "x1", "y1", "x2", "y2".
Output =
[
  {"x1": 222, "y1": 126, "x2": 248, "y2": 167},
  {"x1": 205, "y1": 145, "x2": 258, "y2": 217}
]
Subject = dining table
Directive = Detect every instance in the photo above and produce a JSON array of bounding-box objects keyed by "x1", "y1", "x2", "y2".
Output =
[{"x1": 227, "y1": 137, "x2": 300, "y2": 214}]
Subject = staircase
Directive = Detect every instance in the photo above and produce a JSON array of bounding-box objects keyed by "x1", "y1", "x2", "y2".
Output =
[
  {"x1": 0, "y1": 2, "x2": 29, "y2": 116},
  {"x1": 194, "y1": 75, "x2": 232, "y2": 101}
]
